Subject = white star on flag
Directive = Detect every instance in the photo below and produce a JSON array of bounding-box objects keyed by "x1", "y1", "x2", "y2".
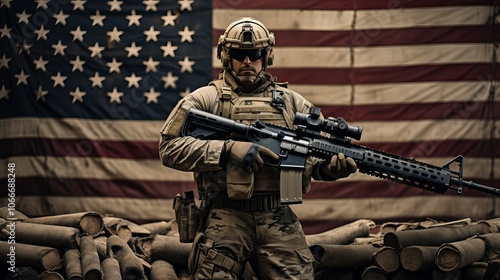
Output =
[
  {"x1": 71, "y1": 0, "x2": 86, "y2": 11},
  {"x1": 34, "y1": 56, "x2": 49, "y2": 71},
  {"x1": 35, "y1": 25, "x2": 49, "y2": 40},
  {"x1": 89, "y1": 42, "x2": 105, "y2": 58},
  {"x1": 107, "y1": 57, "x2": 122, "y2": 73},
  {"x1": 35, "y1": 86, "x2": 48, "y2": 101},
  {"x1": 18, "y1": 42, "x2": 31, "y2": 54},
  {"x1": 178, "y1": 26, "x2": 195, "y2": 43},
  {"x1": 70, "y1": 26, "x2": 87, "y2": 42},
  {"x1": 0, "y1": 0, "x2": 12, "y2": 8},
  {"x1": 70, "y1": 87, "x2": 86, "y2": 103},
  {"x1": 89, "y1": 72, "x2": 105, "y2": 88},
  {"x1": 162, "y1": 10, "x2": 178, "y2": 27},
  {"x1": 107, "y1": 26, "x2": 123, "y2": 43},
  {"x1": 143, "y1": 0, "x2": 159, "y2": 11},
  {"x1": 35, "y1": 0, "x2": 49, "y2": 9},
  {"x1": 162, "y1": 71, "x2": 178, "y2": 89},
  {"x1": 17, "y1": 11, "x2": 30, "y2": 24},
  {"x1": 107, "y1": 87, "x2": 123, "y2": 103},
  {"x1": 107, "y1": 0, "x2": 122, "y2": 11},
  {"x1": 144, "y1": 26, "x2": 160, "y2": 42},
  {"x1": 144, "y1": 87, "x2": 160, "y2": 104},
  {"x1": 51, "y1": 72, "x2": 67, "y2": 87},
  {"x1": 143, "y1": 57, "x2": 159, "y2": 73},
  {"x1": 0, "y1": 54, "x2": 11, "y2": 68},
  {"x1": 178, "y1": 0, "x2": 194, "y2": 11},
  {"x1": 180, "y1": 87, "x2": 191, "y2": 97},
  {"x1": 53, "y1": 10, "x2": 69, "y2": 25},
  {"x1": 126, "y1": 10, "x2": 142, "y2": 26},
  {"x1": 161, "y1": 41, "x2": 177, "y2": 58},
  {"x1": 1, "y1": 24, "x2": 12, "y2": 38},
  {"x1": 52, "y1": 40, "x2": 67, "y2": 55},
  {"x1": 0, "y1": 85, "x2": 10, "y2": 100},
  {"x1": 125, "y1": 42, "x2": 141, "y2": 57},
  {"x1": 70, "y1": 56, "x2": 85, "y2": 72},
  {"x1": 178, "y1": 56, "x2": 195, "y2": 73},
  {"x1": 15, "y1": 69, "x2": 29, "y2": 85},
  {"x1": 90, "y1": 10, "x2": 106, "y2": 26},
  {"x1": 125, "y1": 73, "x2": 142, "y2": 88}
]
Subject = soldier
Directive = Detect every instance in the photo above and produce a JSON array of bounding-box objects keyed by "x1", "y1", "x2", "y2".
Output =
[{"x1": 159, "y1": 17, "x2": 357, "y2": 279}]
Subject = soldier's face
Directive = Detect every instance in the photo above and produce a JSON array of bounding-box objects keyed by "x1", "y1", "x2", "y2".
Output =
[{"x1": 230, "y1": 51, "x2": 263, "y2": 78}]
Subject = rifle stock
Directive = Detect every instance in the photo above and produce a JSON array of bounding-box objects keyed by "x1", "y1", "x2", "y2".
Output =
[{"x1": 181, "y1": 107, "x2": 500, "y2": 200}]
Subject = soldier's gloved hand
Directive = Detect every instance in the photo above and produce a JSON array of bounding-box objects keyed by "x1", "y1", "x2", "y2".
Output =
[
  {"x1": 224, "y1": 140, "x2": 279, "y2": 172},
  {"x1": 321, "y1": 153, "x2": 357, "y2": 180}
]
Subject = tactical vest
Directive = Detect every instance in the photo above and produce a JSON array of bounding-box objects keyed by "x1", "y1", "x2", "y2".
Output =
[{"x1": 198, "y1": 79, "x2": 297, "y2": 195}]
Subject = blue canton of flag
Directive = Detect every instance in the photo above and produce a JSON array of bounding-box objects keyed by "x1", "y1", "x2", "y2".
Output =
[{"x1": 0, "y1": 0, "x2": 213, "y2": 120}]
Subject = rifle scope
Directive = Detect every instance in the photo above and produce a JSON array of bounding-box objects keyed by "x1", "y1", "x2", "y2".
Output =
[{"x1": 294, "y1": 107, "x2": 363, "y2": 140}]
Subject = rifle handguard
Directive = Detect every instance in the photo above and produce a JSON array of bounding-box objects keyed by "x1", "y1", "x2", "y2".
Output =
[{"x1": 321, "y1": 153, "x2": 358, "y2": 180}]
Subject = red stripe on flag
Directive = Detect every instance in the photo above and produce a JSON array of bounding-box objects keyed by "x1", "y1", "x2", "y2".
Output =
[
  {"x1": 213, "y1": 0, "x2": 490, "y2": 10},
  {"x1": 364, "y1": 140, "x2": 500, "y2": 158},
  {"x1": 321, "y1": 101, "x2": 500, "y2": 122},
  {"x1": 3, "y1": 139, "x2": 499, "y2": 160},
  {"x1": 11, "y1": 177, "x2": 196, "y2": 198},
  {"x1": 215, "y1": 64, "x2": 496, "y2": 85},
  {"x1": 214, "y1": 26, "x2": 495, "y2": 47},
  {"x1": 10, "y1": 177, "x2": 497, "y2": 199},
  {"x1": 306, "y1": 180, "x2": 500, "y2": 199},
  {"x1": 0, "y1": 138, "x2": 159, "y2": 159}
]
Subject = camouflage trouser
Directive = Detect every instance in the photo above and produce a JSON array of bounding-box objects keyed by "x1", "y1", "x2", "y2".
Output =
[{"x1": 191, "y1": 205, "x2": 315, "y2": 280}]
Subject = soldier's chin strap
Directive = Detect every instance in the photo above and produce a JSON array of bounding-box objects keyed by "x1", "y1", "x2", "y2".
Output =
[{"x1": 228, "y1": 66, "x2": 266, "y2": 90}]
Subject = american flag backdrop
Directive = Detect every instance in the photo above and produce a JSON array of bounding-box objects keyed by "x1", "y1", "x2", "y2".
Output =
[{"x1": 1, "y1": 0, "x2": 499, "y2": 234}]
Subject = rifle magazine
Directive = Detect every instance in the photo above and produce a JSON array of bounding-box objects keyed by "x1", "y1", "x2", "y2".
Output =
[{"x1": 280, "y1": 168, "x2": 303, "y2": 204}]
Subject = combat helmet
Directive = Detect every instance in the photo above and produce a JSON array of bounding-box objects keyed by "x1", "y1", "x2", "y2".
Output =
[{"x1": 217, "y1": 17, "x2": 275, "y2": 69}]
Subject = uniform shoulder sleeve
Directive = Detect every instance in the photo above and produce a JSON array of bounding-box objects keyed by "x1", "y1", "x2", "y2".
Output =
[
  {"x1": 159, "y1": 85, "x2": 218, "y2": 138},
  {"x1": 159, "y1": 85, "x2": 224, "y2": 172},
  {"x1": 186, "y1": 85, "x2": 219, "y2": 113}
]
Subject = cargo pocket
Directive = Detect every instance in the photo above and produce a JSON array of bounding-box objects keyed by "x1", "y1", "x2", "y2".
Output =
[{"x1": 282, "y1": 248, "x2": 315, "y2": 279}]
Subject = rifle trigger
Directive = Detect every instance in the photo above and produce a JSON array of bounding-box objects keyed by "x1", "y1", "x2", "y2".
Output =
[{"x1": 264, "y1": 156, "x2": 280, "y2": 167}]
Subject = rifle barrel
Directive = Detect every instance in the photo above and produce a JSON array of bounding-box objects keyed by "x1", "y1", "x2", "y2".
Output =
[{"x1": 450, "y1": 177, "x2": 500, "y2": 195}]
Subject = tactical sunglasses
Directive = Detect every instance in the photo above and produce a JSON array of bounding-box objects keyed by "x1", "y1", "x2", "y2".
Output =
[{"x1": 229, "y1": 49, "x2": 264, "y2": 61}]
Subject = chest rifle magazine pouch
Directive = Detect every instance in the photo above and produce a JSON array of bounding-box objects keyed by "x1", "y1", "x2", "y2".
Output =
[{"x1": 173, "y1": 191, "x2": 199, "y2": 243}]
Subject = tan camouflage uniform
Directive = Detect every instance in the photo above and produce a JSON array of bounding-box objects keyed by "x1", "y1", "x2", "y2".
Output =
[{"x1": 159, "y1": 17, "x2": 353, "y2": 280}]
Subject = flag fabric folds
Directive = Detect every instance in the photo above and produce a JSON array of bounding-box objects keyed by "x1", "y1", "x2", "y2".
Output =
[
  {"x1": 211, "y1": 0, "x2": 500, "y2": 233},
  {"x1": 0, "y1": 0, "x2": 212, "y2": 222},
  {"x1": 1, "y1": 0, "x2": 499, "y2": 234}
]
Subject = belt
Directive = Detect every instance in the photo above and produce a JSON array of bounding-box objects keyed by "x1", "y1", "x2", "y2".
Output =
[{"x1": 211, "y1": 195, "x2": 281, "y2": 211}]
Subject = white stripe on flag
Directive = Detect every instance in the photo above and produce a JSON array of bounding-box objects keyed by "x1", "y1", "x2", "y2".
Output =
[{"x1": 213, "y1": 6, "x2": 492, "y2": 30}]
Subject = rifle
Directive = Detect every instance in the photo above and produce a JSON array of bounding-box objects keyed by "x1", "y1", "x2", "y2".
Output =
[{"x1": 180, "y1": 107, "x2": 500, "y2": 204}]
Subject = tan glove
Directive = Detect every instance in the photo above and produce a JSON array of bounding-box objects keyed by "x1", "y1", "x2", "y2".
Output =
[
  {"x1": 321, "y1": 153, "x2": 357, "y2": 180},
  {"x1": 224, "y1": 140, "x2": 279, "y2": 199},
  {"x1": 225, "y1": 140, "x2": 279, "y2": 172}
]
